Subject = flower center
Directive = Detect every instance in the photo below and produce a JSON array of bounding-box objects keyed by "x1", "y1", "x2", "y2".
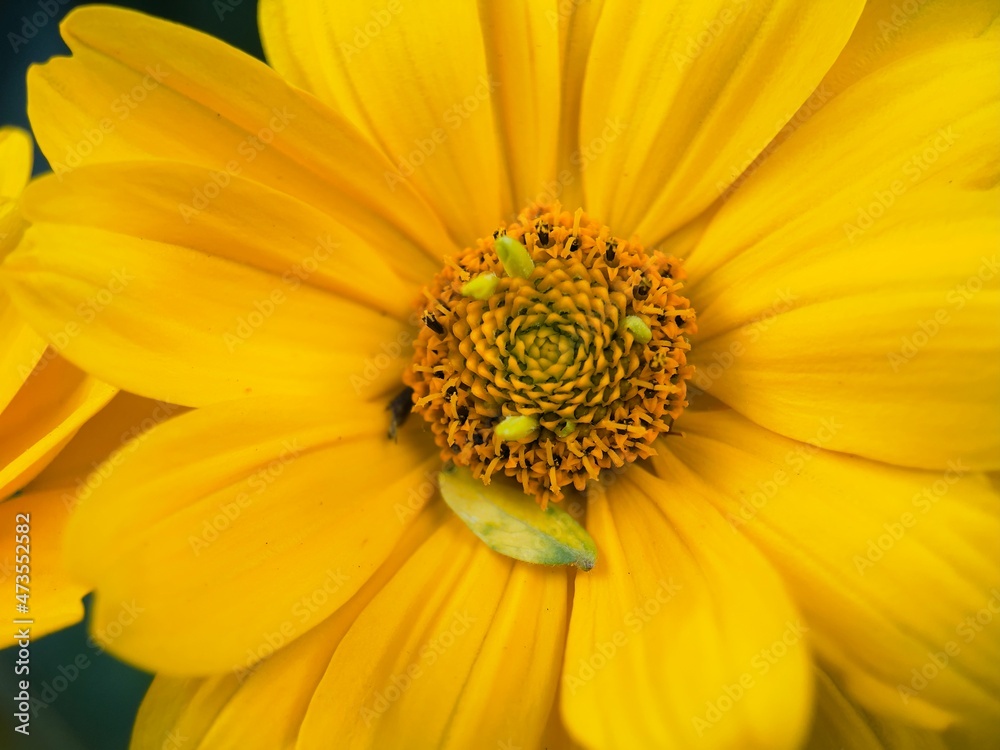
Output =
[{"x1": 404, "y1": 204, "x2": 695, "y2": 505}]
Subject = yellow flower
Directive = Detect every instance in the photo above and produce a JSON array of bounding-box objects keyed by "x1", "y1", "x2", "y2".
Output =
[
  {"x1": 1, "y1": 128, "x2": 190, "y2": 651},
  {"x1": 0, "y1": 125, "x2": 125, "y2": 643},
  {"x1": 0, "y1": 127, "x2": 115, "y2": 496},
  {"x1": 3, "y1": 2, "x2": 999, "y2": 749}
]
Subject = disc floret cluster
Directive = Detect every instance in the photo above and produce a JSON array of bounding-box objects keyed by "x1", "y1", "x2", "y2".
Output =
[{"x1": 406, "y1": 204, "x2": 695, "y2": 504}]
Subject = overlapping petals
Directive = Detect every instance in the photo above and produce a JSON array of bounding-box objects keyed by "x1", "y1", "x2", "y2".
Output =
[{"x1": 1, "y1": 1, "x2": 997, "y2": 749}]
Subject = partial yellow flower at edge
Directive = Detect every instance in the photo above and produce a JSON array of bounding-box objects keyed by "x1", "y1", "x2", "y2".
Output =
[
  {"x1": 0, "y1": 128, "x2": 189, "y2": 646},
  {"x1": 0, "y1": 392, "x2": 188, "y2": 646},
  {"x1": 0, "y1": 126, "x2": 118, "y2": 494},
  {"x1": 0, "y1": 126, "x2": 45, "y2": 411}
]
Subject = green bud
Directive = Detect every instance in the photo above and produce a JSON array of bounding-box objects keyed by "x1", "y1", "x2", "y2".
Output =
[
  {"x1": 624, "y1": 315, "x2": 652, "y2": 344},
  {"x1": 495, "y1": 235, "x2": 535, "y2": 279},
  {"x1": 496, "y1": 414, "x2": 540, "y2": 441},
  {"x1": 461, "y1": 272, "x2": 499, "y2": 300}
]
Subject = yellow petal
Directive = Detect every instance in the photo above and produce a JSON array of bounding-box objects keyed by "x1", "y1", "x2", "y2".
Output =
[
  {"x1": 806, "y1": 669, "x2": 950, "y2": 750},
  {"x1": 0, "y1": 126, "x2": 32, "y2": 200},
  {"x1": 818, "y1": 0, "x2": 1000, "y2": 102},
  {"x1": 688, "y1": 30, "x2": 1000, "y2": 285},
  {"x1": 65, "y1": 396, "x2": 438, "y2": 674},
  {"x1": 260, "y1": 0, "x2": 542, "y2": 244},
  {"x1": 22, "y1": 161, "x2": 414, "y2": 316},
  {"x1": 0, "y1": 289, "x2": 45, "y2": 412},
  {"x1": 553, "y1": 0, "x2": 608, "y2": 211},
  {"x1": 0, "y1": 392, "x2": 184, "y2": 648},
  {"x1": 131, "y1": 677, "x2": 240, "y2": 750},
  {"x1": 0, "y1": 354, "x2": 116, "y2": 497},
  {"x1": 686, "y1": 30, "x2": 1000, "y2": 470},
  {"x1": 297, "y1": 516, "x2": 569, "y2": 750},
  {"x1": 689, "y1": 194, "x2": 1000, "y2": 470},
  {"x1": 24, "y1": 390, "x2": 187, "y2": 496},
  {"x1": 0, "y1": 127, "x2": 32, "y2": 258},
  {"x1": 129, "y1": 504, "x2": 447, "y2": 750},
  {"x1": 478, "y1": 0, "x2": 562, "y2": 213},
  {"x1": 579, "y1": 0, "x2": 865, "y2": 243},
  {"x1": 656, "y1": 408, "x2": 1000, "y2": 742},
  {"x1": 28, "y1": 6, "x2": 453, "y2": 278},
  {"x1": 721, "y1": 1, "x2": 1000, "y2": 195},
  {"x1": 0, "y1": 489, "x2": 87, "y2": 645},
  {"x1": 0, "y1": 128, "x2": 41, "y2": 408},
  {"x1": 2, "y1": 222, "x2": 409, "y2": 407},
  {"x1": 561, "y1": 469, "x2": 812, "y2": 750}
]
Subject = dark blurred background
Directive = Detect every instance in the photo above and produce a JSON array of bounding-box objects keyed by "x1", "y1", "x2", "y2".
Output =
[
  {"x1": 0, "y1": 0, "x2": 264, "y2": 175},
  {"x1": 0, "y1": 3, "x2": 263, "y2": 747}
]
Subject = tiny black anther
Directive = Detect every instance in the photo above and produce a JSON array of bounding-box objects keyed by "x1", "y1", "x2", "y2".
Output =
[
  {"x1": 499, "y1": 443, "x2": 511, "y2": 460},
  {"x1": 433, "y1": 371, "x2": 445, "y2": 378},
  {"x1": 674, "y1": 315, "x2": 685, "y2": 327},
  {"x1": 634, "y1": 279, "x2": 650, "y2": 299},
  {"x1": 456, "y1": 405, "x2": 469, "y2": 424},
  {"x1": 605, "y1": 239, "x2": 618, "y2": 262},
  {"x1": 472, "y1": 432, "x2": 485, "y2": 445},
  {"x1": 552, "y1": 454, "x2": 562, "y2": 468},
  {"x1": 537, "y1": 220, "x2": 551, "y2": 247},
  {"x1": 450, "y1": 443, "x2": 462, "y2": 453},
  {"x1": 445, "y1": 386, "x2": 458, "y2": 399},
  {"x1": 422, "y1": 312, "x2": 445, "y2": 335}
]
